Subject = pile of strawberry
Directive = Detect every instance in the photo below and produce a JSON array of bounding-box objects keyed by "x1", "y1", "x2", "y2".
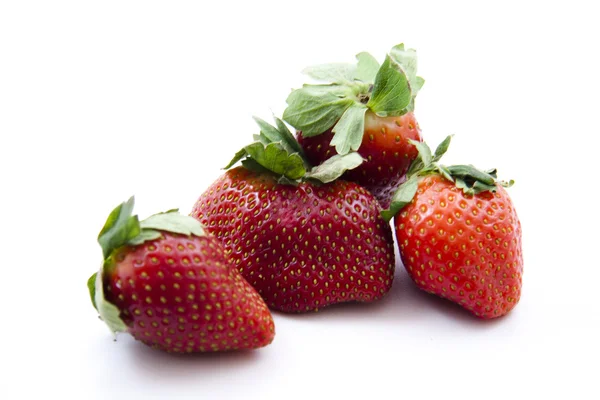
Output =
[{"x1": 88, "y1": 44, "x2": 523, "y2": 353}]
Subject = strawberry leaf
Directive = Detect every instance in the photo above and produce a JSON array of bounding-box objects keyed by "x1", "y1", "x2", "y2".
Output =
[
  {"x1": 97, "y1": 197, "x2": 141, "y2": 260},
  {"x1": 437, "y1": 164, "x2": 454, "y2": 182},
  {"x1": 140, "y1": 213, "x2": 205, "y2": 237},
  {"x1": 99, "y1": 198, "x2": 207, "y2": 261},
  {"x1": 355, "y1": 52, "x2": 380, "y2": 83},
  {"x1": 244, "y1": 141, "x2": 306, "y2": 180},
  {"x1": 277, "y1": 175, "x2": 300, "y2": 186},
  {"x1": 87, "y1": 272, "x2": 98, "y2": 310},
  {"x1": 486, "y1": 168, "x2": 498, "y2": 178},
  {"x1": 302, "y1": 63, "x2": 356, "y2": 84},
  {"x1": 412, "y1": 140, "x2": 433, "y2": 167},
  {"x1": 502, "y1": 179, "x2": 515, "y2": 188},
  {"x1": 381, "y1": 176, "x2": 420, "y2": 222},
  {"x1": 283, "y1": 85, "x2": 355, "y2": 136},
  {"x1": 367, "y1": 55, "x2": 412, "y2": 117},
  {"x1": 330, "y1": 103, "x2": 368, "y2": 154},
  {"x1": 241, "y1": 158, "x2": 272, "y2": 175},
  {"x1": 274, "y1": 116, "x2": 305, "y2": 157},
  {"x1": 455, "y1": 178, "x2": 496, "y2": 196},
  {"x1": 447, "y1": 165, "x2": 496, "y2": 185},
  {"x1": 405, "y1": 77, "x2": 425, "y2": 113},
  {"x1": 390, "y1": 44, "x2": 418, "y2": 87},
  {"x1": 227, "y1": 117, "x2": 310, "y2": 174},
  {"x1": 406, "y1": 139, "x2": 433, "y2": 176},
  {"x1": 433, "y1": 135, "x2": 453, "y2": 162},
  {"x1": 254, "y1": 116, "x2": 305, "y2": 157},
  {"x1": 127, "y1": 229, "x2": 162, "y2": 246},
  {"x1": 227, "y1": 116, "x2": 312, "y2": 183},
  {"x1": 390, "y1": 44, "x2": 425, "y2": 113},
  {"x1": 253, "y1": 133, "x2": 269, "y2": 145},
  {"x1": 293, "y1": 84, "x2": 352, "y2": 98},
  {"x1": 224, "y1": 147, "x2": 249, "y2": 169},
  {"x1": 305, "y1": 152, "x2": 364, "y2": 183},
  {"x1": 484, "y1": 169, "x2": 515, "y2": 188},
  {"x1": 448, "y1": 165, "x2": 499, "y2": 195},
  {"x1": 93, "y1": 267, "x2": 127, "y2": 335},
  {"x1": 413, "y1": 76, "x2": 425, "y2": 92}
]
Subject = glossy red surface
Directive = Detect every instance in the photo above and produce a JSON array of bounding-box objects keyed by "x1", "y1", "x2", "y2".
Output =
[
  {"x1": 298, "y1": 111, "x2": 422, "y2": 207},
  {"x1": 104, "y1": 233, "x2": 275, "y2": 352},
  {"x1": 394, "y1": 175, "x2": 523, "y2": 318},
  {"x1": 191, "y1": 167, "x2": 395, "y2": 312}
]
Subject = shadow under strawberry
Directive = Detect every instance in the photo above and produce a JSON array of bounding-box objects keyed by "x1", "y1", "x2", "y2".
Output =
[
  {"x1": 275, "y1": 258, "x2": 505, "y2": 329},
  {"x1": 90, "y1": 333, "x2": 265, "y2": 386}
]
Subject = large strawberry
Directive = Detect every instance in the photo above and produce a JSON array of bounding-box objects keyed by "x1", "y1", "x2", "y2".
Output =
[
  {"x1": 283, "y1": 44, "x2": 424, "y2": 208},
  {"x1": 87, "y1": 198, "x2": 275, "y2": 353},
  {"x1": 190, "y1": 117, "x2": 395, "y2": 312},
  {"x1": 382, "y1": 136, "x2": 523, "y2": 319}
]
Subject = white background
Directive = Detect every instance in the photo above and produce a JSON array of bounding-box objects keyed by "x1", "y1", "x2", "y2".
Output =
[{"x1": 1, "y1": 1, "x2": 599, "y2": 399}]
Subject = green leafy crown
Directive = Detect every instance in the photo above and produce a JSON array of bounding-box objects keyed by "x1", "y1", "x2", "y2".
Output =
[
  {"x1": 225, "y1": 116, "x2": 364, "y2": 185},
  {"x1": 87, "y1": 197, "x2": 206, "y2": 334},
  {"x1": 381, "y1": 136, "x2": 515, "y2": 222},
  {"x1": 282, "y1": 43, "x2": 424, "y2": 155}
]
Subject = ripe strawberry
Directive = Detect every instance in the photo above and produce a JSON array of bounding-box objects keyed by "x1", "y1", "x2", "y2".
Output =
[
  {"x1": 190, "y1": 117, "x2": 395, "y2": 312},
  {"x1": 298, "y1": 112, "x2": 422, "y2": 208},
  {"x1": 87, "y1": 198, "x2": 275, "y2": 353},
  {"x1": 283, "y1": 44, "x2": 424, "y2": 207},
  {"x1": 382, "y1": 136, "x2": 523, "y2": 318}
]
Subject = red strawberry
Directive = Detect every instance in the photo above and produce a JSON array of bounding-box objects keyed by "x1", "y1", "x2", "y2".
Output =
[
  {"x1": 298, "y1": 111, "x2": 422, "y2": 208},
  {"x1": 382, "y1": 136, "x2": 523, "y2": 318},
  {"x1": 87, "y1": 198, "x2": 275, "y2": 353},
  {"x1": 283, "y1": 44, "x2": 424, "y2": 207},
  {"x1": 190, "y1": 117, "x2": 395, "y2": 312}
]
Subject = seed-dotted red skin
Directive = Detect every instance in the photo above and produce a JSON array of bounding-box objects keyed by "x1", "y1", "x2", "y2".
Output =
[
  {"x1": 103, "y1": 233, "x2": 275, "y2": 353},
  {"x1": 394, "y1": 175, "x2": 523, "y2": 319},
  {"x1": 190, "y1": 167, "x2": 396, "y2": 313},
  {"x1": 297, "y1": 111, "x2": 422, "y2": 208}
]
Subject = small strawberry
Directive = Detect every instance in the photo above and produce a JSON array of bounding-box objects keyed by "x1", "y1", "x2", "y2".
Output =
[
  {"x1": 283, "y1": 44, "x2": 424, "y2": 207},
  {"x1": 87, "y1": 198, "x2": 275, "y2": 353},
  {"x1": 190, "y1": 117, "x2": 395, "y2": 312},
  {"x1": 382, "y1": 136, "x2": 523, "y2": 318}
]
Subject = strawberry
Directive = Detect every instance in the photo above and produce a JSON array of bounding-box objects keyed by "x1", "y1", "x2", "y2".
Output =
[
  {"x1": 190, "y1": 117, "x2": 395, "y2": 312},
  {"x1": 283, "y1": 44, "x2": 424, "y2": 207},
  {"x1": 87, "y1": 198, "x2": 275, "y2": 353},
  {"x1": 382, "y1": 136, "x2": 523, "y2": 318},
  {"x1": 298, "y1": 112, "x2": 421, "y2": 208}
]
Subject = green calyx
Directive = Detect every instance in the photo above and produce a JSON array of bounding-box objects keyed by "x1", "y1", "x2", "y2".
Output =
[
  {"x1": 97, "y1": 197, "x2": 205, "y2": 263},
  {"x1": 282, "y1": 43, "x2": 424, "y2": 155},
  {"x1": 225, "y1": 116, "x2": 364, "y2": 185},
  {"x1": 88, "y1": 197, "x2": 206, "y2": 334},
  {"x1": 381, "y1": 136, "x2": 514, "y2": 222}
]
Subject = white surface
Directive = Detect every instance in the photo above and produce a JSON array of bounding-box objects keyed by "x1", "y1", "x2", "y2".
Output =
[{"x1": 1, "y1": 1, "x2": 599, "y2": 399}]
